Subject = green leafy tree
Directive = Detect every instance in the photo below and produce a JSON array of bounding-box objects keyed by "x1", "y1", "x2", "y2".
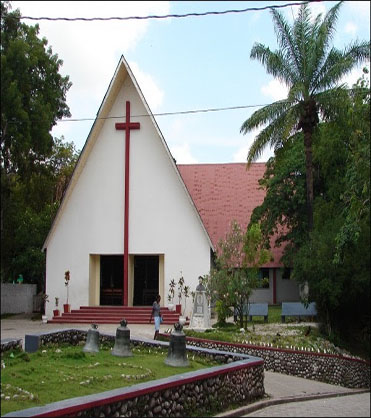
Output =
[
  {"x1": 293, "y1": 74, "x2": 370, "y2": 355},
  {"x1": 250, "y1": 74, "x2": 370, "y2": 357},
  {"x1": 1, "y1": 2, "x2": 76, "y2": 289},
  {"x1": 207, "y1": 221, "x2": 271, "y2": 328},
  {"x1": 240, "y1": 1, "x2": 370, "y2": 231},
  {"x1": 249, "y1": 134, "x2": 307, "y2": 267},
  {"x1": 333, "y1": 71, "x2": 370, "y2": 264},
  {"x1": 1, "y1": 137, "x2": 79, "y2": 288},
  {"x1": 1, "y1": 1, "x2": 71, "y2": 177}
]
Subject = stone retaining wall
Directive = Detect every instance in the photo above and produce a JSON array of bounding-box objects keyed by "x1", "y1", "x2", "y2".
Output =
[
  {"x1": 2, "y1": 329, "x2": 264, "y2": 418},
  {"x1": 180, "y1": 336, "x2": 370, "y2": 389},
  {"x1": 0, "y1": 338, "x2": 22, "y2": 353}
]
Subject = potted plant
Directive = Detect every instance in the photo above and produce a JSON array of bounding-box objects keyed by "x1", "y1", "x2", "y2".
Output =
[
  {"x1": 41, "y1": 294, "x2": 49, "y2": 323},
  {"x1": 53, "y1": 297, "x2": 60, "y2": 317},
  {"x1": 167, "y1": 279, "x2": 176, "y2": 311},
  {"x1": 64, "y1": 270, "x2": 71, "y2": 313},
  {"x1": 176, "y1": 274, "x2": 184, "y2": 314}
]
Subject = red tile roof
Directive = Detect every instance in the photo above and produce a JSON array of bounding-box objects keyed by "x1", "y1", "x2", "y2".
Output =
[{"x1": 178, "y1": 163, "x2": 284, "y2": 267}]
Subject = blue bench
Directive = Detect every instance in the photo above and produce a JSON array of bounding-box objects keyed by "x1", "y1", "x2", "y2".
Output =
[
  {"x1": 281, "y1": 302, "x2": 317, "y2": 323},
  {"x1": 234, "y1": 303, "x2": 268, "y2": 322}
]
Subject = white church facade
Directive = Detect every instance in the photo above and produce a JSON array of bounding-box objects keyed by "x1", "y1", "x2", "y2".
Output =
[
  {"x1": 42, "y1": 56, "x2": 300, "y2": 320},
  {"x1": 42, "y1": 56, "x2": 213, "y2": 319}
]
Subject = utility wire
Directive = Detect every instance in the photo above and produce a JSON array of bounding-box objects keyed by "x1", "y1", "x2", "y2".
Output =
[
  {"x1": 58, "y1": 103, "x2": 271, "y2": 123},
  {"x1": 12, "y1": 1, "x2": 313, "y2": 22}
]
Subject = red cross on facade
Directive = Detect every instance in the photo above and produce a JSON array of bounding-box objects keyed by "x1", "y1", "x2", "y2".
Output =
[{"x1": 115, "y1": 101, "x2": 140, "y2": 306}]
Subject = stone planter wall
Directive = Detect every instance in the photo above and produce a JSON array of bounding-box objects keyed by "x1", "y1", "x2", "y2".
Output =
[
  {"x1": 2, "y1": 329, "x2": 264, "y2": 418},
  {"x1": 180, "y1": 336, "x2": 370, "y2": 389},
  {"x1": 0, "y1": 338, "x2": 22, "y2": 353}
]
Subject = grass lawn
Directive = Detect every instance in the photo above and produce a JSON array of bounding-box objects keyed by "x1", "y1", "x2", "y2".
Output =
[{"x1": 0, "y1": 343, "x2": 216, "y2": 416}]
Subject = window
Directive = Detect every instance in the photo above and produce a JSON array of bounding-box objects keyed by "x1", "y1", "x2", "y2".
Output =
[
  {"x1": 282, "y1": 268, "x2": 291, "y2": 280},
  {"x1": 258, "y1": 268, "x2": 270, "y2": 288}
]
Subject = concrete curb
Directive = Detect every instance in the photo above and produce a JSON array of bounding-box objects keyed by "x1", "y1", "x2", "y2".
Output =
[{"x1": 215, "y1": 389, "x2": 370, "y2": 417}]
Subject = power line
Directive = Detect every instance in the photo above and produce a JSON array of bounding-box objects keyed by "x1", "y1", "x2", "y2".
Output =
[
  {"x1": 58, "y1": 103, "x2": 272, "y2": 123},
  {"x1": 12, "y1": 1, "x2": 313, "y2": 22}
]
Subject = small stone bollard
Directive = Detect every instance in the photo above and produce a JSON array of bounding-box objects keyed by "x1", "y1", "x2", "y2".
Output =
[{"x1": 164, "y1": 322, "x2": 189, "y2": 367}]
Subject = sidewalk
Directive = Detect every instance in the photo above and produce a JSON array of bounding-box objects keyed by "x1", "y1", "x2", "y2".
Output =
[{"x1": 1, "y1": 314, "x2": 370, "y2": 417}]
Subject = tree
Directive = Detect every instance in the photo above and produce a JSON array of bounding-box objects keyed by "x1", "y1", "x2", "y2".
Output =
[
  {"x1": 295, "y1": 74, "x2": 370, "y2": 353},
  {"x1": 240, "y1": 1, "x2": 370, "y2": 231},
  {"x1": 249, "y1": 134, "x2": 307, "y2": 267},
  {"x1": 333, "y1": 71, "x2": 370, "y2": 264},
  {"x1": 250, "y1": 73, "x2": 370, "y2": 357},
  {"x1": 207, "y1": 221, "x2": 271, "y2": 328},
  {"x1": 1, "y1": 1, "x2": 75, "y2": 289},
  {"x1": 1, "y1": 1, "x2": 72, "y2": 178},
  {"x1": 1, "y1": 136, "x2": 79, "y2": 287}
]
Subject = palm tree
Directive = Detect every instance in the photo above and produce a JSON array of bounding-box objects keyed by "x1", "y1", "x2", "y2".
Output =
[{"x1": 241, "y1": 1, "x2": 370, "y2": 231}]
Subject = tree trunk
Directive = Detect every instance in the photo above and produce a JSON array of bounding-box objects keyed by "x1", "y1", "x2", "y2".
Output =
[{"x1": 303, "y1": 130, "x2": 314, "y2": 232}]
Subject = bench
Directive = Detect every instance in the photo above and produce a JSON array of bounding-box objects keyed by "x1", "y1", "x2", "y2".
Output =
[
  {"x1": 281, "y1": 302, "x2": 317, "y2": 323},
  {"x1": 234, "y1": 303, "x2": 268, "y2": 322}
]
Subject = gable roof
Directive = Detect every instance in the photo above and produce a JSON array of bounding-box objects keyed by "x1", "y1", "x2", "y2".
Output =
[
  {"x1": 42, "y1": 56, "x2": 213, "y2": 251},
  {"x1": 177, "y1": 163, "x2": 284, "y2": 267}
]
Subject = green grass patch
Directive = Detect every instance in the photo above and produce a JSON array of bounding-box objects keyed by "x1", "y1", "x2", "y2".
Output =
[
  {"x1": 1, "y1": 343, "x2": 217, "y2": 416},
  {"x1": 266, "y1": 305, "x2": 281, "y2": 323}
]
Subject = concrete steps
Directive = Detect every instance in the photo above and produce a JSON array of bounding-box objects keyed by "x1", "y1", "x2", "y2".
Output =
[{"x1": 48, "y1": 306, "x2": 188, "y2": 325}]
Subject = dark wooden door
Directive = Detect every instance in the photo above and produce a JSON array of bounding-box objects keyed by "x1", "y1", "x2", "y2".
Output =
[
  {"x1": 100, "y1": 255, "x2": 123, "y2": 305},
  {"x1": 133, "y1": 255, "x2": 159, "y2": 306}
]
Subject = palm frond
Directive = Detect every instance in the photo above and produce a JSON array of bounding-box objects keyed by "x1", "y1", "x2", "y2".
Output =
[
  {"x1": 315, "y1": 86, "x2": 351, "y2": 121},
  {"x1": 270, "y1": 8, "x2": 301, "y2": 77},
  {"x1": 321, "y1": 1, "x2": 343, "y2": 44},
  {"x1": 316, "y1": 84, "x2": 370, "y2": 121},
  {"x1": 287, "y1": 82, "x2": 306, "y2": 102},
  {"x1": 246, "y1": 104, "x2": 300, "y2": 164},
  {"x1": 313, "y1": 41, "x2": 371, "y2": 93},
  {"x1": 278, "y1": 105, "x2": 302, "y2": 146},
  {"x1": 250, "y1": 43, "x2": 296, "y2": 86},
  {"x1": 307, "y1": 12, "x2": 329, "y2": 90},
  {"x1": 292, "y1": 2, "x2": 312, "y2": 80},
  {"x1": 240, "y1": 99, "x2": 293, "y2": 134},
  {"x1": 310, "y1": 2, "x2": 360, "y2": 92}
]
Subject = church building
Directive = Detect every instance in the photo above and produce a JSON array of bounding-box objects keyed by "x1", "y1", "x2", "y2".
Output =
[{"x1": 42, "y1": 56, "x2": 300, "y2": 320}]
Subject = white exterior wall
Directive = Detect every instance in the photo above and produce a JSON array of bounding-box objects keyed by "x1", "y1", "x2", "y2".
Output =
[
  {"x1": 275, "y1": 269, "x2": 300, "y2": 303},
  {"x1": 249, "y1": 268, "x2": 300, "y2": 305},
  {"x1": 250, "y1": 269, "x2": 273, "y2": 304},
  {"x1": 44, "y1": 63, "x2": 211, "y2": 319}
]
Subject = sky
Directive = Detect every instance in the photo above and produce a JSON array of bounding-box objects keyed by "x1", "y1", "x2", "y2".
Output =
[{"x1": 10, "y1": 1, "x2": 371, "y2": 164}]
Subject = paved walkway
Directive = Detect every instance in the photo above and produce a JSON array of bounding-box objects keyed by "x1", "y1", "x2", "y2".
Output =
[{"x1": 1, "y1": 314, "x2": 370, "y2": 417}]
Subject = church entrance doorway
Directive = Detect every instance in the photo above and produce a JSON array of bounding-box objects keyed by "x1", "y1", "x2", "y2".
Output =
[
  {"x1": 133, "y1": 255, "x2": 159, "y2": 306},
  {"x1": 100, "y1": 255, "x2": 124, "y2": 305}
]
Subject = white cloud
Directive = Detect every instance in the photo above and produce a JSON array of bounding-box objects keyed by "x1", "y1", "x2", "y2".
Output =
[
  {"x1": 345, "y1": 22, "x2": 358, "y2": 36},
  {"x1": 128, "y1": 62, "x2": 164, "y2": 111},
  {"x1": 261, "y1": 79, "x2": 289, "y2": 101},
  {"x1": 11, "y1": 1, "x2": 170, "y2": 148},
  {"x1": 171, "y1": 143, "x2": 198, "y2": 164},
  {"x1": 233, "y1": 129, "x2": 274, "y2": 163},
  {"x1": 346, "y1": 1, "x2": 371, "y2": 17},
  {"x1": 11, "y1": 2, "x2": 169, "y2": 105},
  {"x1": 340, "y1": 63, "x2": 370, "y2": 88}
]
